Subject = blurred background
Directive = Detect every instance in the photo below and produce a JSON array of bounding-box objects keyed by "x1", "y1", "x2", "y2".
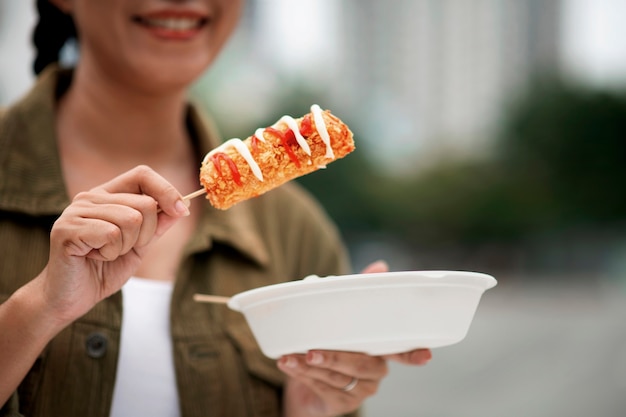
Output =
[{"x1": 2, "y1": 0, "x2": 625, "y2": 416}]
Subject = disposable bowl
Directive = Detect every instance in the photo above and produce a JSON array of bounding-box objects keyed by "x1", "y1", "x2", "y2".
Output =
[{"x1": 227, "y1": 270, "x2": 497, "y2": 359}]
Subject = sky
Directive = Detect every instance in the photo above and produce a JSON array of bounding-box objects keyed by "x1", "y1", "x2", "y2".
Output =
[
  {"x1": 562, "y1": 0, "x2": 626, "y2": 87},
  {"x1": 0, "y1": 1, "x2": 36, "y2": 105},
  {"x1": 256, "y1": 0, "x2": 339, "y2": 77}
]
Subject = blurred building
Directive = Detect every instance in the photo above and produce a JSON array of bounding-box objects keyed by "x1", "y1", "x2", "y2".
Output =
[
  {"x1": 0, "y1": 1, "x2": 36, "y2": 105},
  {"x1": 331, "y1": 0, "x2": 563, "y2": 171}
]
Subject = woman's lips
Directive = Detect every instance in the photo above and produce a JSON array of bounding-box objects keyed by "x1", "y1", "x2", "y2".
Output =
[{"x1": 132, "y1": 11, "x2": 209, "y2": 40}]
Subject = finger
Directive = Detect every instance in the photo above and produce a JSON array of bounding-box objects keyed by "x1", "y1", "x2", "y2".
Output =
[
  {"x1": 94, "y1": 165, "x2": 189, "y2": 218},
  {"x1": 360, "y1": 260, "x2": 389, "y2": 274},
  {"x1": 53, "y1": 215, "x2": 125, "y2": 261},
  {"x1": 154, "y1": 211, "x2": 180, "y2": 238},
  {"x1": 73, "y1": 192, "x2": 160, "y2": 248},
  {"x1": 304, "y1": 350, "x2": 388, "y2": 381},
  {"x1": 383, "y1": 348, "x2": 433, "y2": 366},
  {"x1": 278, "y1": 356, "x2": 379, "y2": 397},
  {"x1": 58, "y1": 197, "x2": 156, "y2": 260},
  {"x1": 286, "y1": 376, "x2": 362, "y2": 416}
]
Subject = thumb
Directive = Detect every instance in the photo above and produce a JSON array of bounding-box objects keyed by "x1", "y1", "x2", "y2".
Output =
[
  {"x1": 360, "y1": 260, "x2": 389, "y2": 274},
  {"x1": 155, "y1": 211, "x2": 183, "y2": 238}
]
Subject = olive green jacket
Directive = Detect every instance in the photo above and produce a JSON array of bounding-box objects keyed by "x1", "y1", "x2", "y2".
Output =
[{"x1": 0, "y1": 67, "x2": 351, "y2": 417}]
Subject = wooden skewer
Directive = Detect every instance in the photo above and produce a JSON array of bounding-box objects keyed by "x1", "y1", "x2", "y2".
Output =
[
  {"x1": 182, "y1": 188, "x2": 207, "y2": 203},
  {"x1": 157, "y1": 188, "x2": 206, "y2": 213},
  {"x1": 193, "y1": 293, "x2": 231, "y2": 304}
]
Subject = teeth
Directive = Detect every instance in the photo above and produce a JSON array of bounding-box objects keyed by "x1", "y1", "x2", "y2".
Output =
[{"x1": 144, "y1": 18, "x2": 200, "y2": 30}]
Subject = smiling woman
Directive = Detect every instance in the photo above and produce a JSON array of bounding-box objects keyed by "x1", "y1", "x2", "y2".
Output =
[{"x1": 0, "y1": 1, "x2": 432, "y2": 417}]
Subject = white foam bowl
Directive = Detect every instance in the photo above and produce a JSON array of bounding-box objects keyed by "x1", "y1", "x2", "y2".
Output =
[{"x1": 228, "y1": 270, "x2": 497, "y2": 359}]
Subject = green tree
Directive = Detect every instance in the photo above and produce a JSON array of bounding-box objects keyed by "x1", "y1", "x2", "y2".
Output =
[{"x1": 497, "y1": 78, "x2": 626, "y2": 226}]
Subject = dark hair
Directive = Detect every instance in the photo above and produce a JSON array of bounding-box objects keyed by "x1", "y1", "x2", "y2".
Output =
[{"x1": 32, "y1": 0, "x2": 78, "y2": 75}]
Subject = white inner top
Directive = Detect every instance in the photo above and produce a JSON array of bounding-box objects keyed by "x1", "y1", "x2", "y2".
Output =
[{"x1": 110, "y1": 277, "x2": 180, "y2": 417}]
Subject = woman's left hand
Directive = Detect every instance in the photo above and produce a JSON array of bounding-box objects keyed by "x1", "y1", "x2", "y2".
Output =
[
  {"x1": 278, "y1": 260, "x2": 432, "y2": 417},
  {"x1": 279, "y1": 347, "x2": 431, "y2": 417}
]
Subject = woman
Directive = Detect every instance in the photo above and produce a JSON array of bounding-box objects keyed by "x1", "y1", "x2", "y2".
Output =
[{"x1": 0, "y1": 1, "x2": 432, "y2": 416}]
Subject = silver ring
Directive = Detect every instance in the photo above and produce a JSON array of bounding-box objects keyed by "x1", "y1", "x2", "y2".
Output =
[{"x1": 341, "y1": 377, "x2": 358, "y2": 392}]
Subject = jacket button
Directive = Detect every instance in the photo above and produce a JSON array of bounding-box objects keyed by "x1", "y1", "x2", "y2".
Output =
[{"x1": 85, "y1": 332, "x2": 108, "y2": 359}]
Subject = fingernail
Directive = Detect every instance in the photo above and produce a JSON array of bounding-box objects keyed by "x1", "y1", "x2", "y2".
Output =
[
  {"x1": 307, "y1": 352, "x2": 324, "y2": 365},
  {"x1": 281, "y1": 356, "x2": 298, "y2": 369},
  {"x1": 175, "y1": 199, "x2": 190, "y2": 216},
  {"x1": 413, "y1": 349, "x2": 432, "y2": 365}
]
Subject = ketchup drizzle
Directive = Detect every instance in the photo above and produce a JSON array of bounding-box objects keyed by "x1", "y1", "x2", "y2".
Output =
[
  {"x1": 250, "y1": 135, "x2": 261, "y2": 153},
  {"x1": 209, "y1": 152, "x2": 243, "y2": 186},
  {"x1": 299, "y1": 114, "x2": 314, "y2": 137},
  {"x1": 264, "y1": 127, "x2": 301, "y2": 168}
]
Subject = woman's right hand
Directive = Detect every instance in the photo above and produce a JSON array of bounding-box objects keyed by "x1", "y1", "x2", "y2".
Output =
[{"x1": 39, "y1": 165, "x2": 190, "y2": 325}]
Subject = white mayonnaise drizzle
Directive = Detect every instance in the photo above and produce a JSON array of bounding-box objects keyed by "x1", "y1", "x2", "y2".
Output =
[
  {"x1": 310, "y1": 104, "x2": 335, "y2": 159},
  {"x1": 202, "y1": 104, "x2": 335, "y2": 184},
  {"x1": 254, "y1": 128, "x2": 266, "y2": 144},
  {"x1": 204, "y1": 138, "x2": 263, "y2": 182}
]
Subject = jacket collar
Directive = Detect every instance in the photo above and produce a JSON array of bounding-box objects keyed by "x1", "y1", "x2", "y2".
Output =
[
  {"x1": 0, "y1": 65, "x2": 269, "y2": 267},
  {"x1": 0, "y1": 65, "x2": 69, "y2": 215}
]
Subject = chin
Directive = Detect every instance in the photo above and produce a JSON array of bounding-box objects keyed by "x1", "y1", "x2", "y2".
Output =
[
  {"x1": 151, "y1": 68, "x2": 204, "y2": 90},
  {"x1": 125, "y1": 57, "x2": 211, "y2": 95}
]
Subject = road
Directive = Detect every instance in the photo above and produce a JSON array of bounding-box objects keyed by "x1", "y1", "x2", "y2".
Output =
[{"x1": 363, "y1": 279, "x2": 626, "y2": 417}]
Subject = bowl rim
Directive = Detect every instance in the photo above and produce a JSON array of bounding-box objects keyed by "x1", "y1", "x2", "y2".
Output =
[{"x1": 228, "y1": 270, "x2": 497, "y2": 311}]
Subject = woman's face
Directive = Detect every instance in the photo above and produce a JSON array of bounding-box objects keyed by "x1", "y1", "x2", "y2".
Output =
[{"x1": 52, "y1": 0, "x2": 244, "y2": 92}]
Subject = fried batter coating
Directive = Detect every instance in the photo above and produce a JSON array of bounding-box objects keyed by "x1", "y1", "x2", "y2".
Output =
[{"x1": 199, "y1": 108, "x2": 355, "y2": 210}]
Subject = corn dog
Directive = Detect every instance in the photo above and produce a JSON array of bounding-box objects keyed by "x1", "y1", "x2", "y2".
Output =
[{"x1": 199, "y1": 105, "x2": 355, "y2": 210}]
